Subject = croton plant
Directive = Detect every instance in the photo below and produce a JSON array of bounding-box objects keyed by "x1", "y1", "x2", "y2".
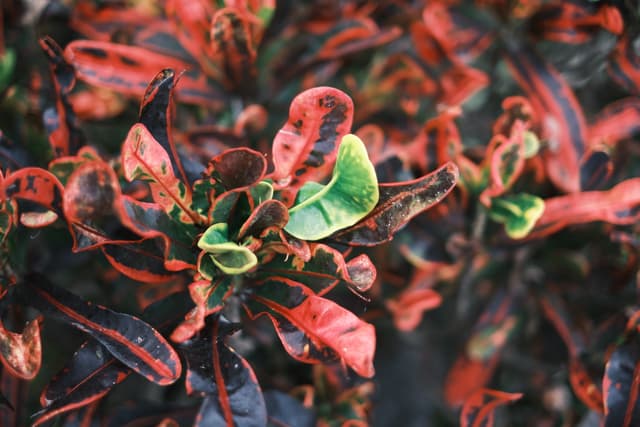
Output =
[{"x1": 2, "y1": 0, "x2": 640, "y2": 426}]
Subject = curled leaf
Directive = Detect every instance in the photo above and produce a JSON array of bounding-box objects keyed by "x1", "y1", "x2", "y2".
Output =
[
  {"x1": 0, "y1": 317, "x2": 42, "y2": 380},
  {"x1": 285, "y1": 134, "x2": 379, "y2": 241}
]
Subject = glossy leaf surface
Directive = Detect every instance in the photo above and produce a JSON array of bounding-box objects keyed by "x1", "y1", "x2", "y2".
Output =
[
  {"x1": 24, "y1": 274, "x2": 181, "y2": 385},
  {"x1": 245, "y1": 278, "x2": 375, "y2": 378},
  {"x1": 603, "y1": 335, "x2": 640, "y2": 427},
  {"x1": 285, "y1": 134, "x2": 379, "y2": 240}
]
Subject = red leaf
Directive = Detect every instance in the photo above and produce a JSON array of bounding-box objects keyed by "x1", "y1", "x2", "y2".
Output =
[
  {"x1": 39, "y1": 37, "x2": 85, "y2": 157},
  {"x1": 385, "y1": 288, "x2": 442, "y2": 332},
  {"x1": 245, "y1": 278, "x2": 375, "y2": 378},
  {"x1": 0, "y1": 317, "x2": 42, "y2": 380},
  {"x1": 505, "y1": 45, "x2": 586, "y2": 193},
  {"x1": 210, "y1": 7, "x2": 258, "y2": 95},
  {"x1": 460, "y1": 388, "x2": 522, "y2": 427},
  {"x1": 122, "y1": 123, "x2": 201, "y2": 224},
  {"x1": 530, "y1": 178, "x2": 640, "y2": 238},
  {"x1": 25, "y1": 274, "x2": 182, "y2": 386},
  {"x1": 271, "y1": 87, "x2": 354, "y2": 205},
  {"x1": 64, "y1": 40, "x2": 221, "y2": 106},
  {"x1": 3, "y1": 167, "x2": 63, "y2": 227}
]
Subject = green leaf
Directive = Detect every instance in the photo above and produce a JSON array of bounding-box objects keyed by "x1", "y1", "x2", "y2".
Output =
[
  {"x1": 523, "y1": 131, "x2": 540, "y2": 158},
  {"x1": 198, "y1": 223, "x2": 258, "y2": 274},
  {"x1": 0, "y1": 49, "x2": 15, "y2": 92},
  {"x1": 284, "y1": 134, "x2": 379, "y2": 240},
  {"x1": 489, "y1": 193, "x2": 545, "y2": 239}
]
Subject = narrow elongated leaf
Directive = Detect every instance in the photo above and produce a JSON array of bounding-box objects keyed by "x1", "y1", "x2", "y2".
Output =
[
  {"x1": 530, "y1": 178, "x2": 640, "y2": 239},
  {"x1": 385, "y1": 288, "x2": 442, "y2": 332},
  {"x1": 122, "y1": 123, "x2": 200, "y2": 224},
  {"x1": 40, "y1": 37, "x2": 84, "y2": 157},
  {"x1": 0, "y1": 317, "x2": 42, "y2": 380},
  {"x1": 211, "y1": 7, "x2": 258, "y2": 96},
  {"x1": 529, "y1": 2, "x2": 622, "y2": 44},
  {"x1": 603, "y1": 335, "x2": 640, "y2": 427},
  {"x1": 504, "y1": 44, "x2": 586, "y2": 193},
  {"x1": 64, "y1": 40, "x2": 222, "y2": 105},
  {"x1": 333, "y1": 162, "x2": 458, "y2": 246},
  {"x1": 244, "y1": 278, "x2": 375, "y2": 378},
  {"x1": 608, "y1": 35, "x2": 640, "y2": 96},
  {"x1": 460, "y1": 388, "x2": 522, "y2": 427},
  {"x1": 259, "y1": 243, "x2": 375, "y2": 295},
  {"x1": 285, "y1": 134, "x2": 379, "y2": 240},
  {"x1": 237, "y1": 199, "x2": 289, "y2": 239},
  {"x1": 139, "y1": 69, "x2": 190, "y2": 187},
  {"x1": 589, "y1": 98, "x2": 640, "y2": 147},
  {"x1": 165, "y1": 0, "x2": 221, "y2": 80},
  {"x1": 180, "y1": 317, "x2": 266, "y2": 427},
  {"x1": 24, "y1": 274, "x2": 181, "y2": 385},
  {"x1": 271, "y1": 87, "x2": 354, "y2": 204},
  {"x1": 206, "y1": 148, "x2": 267, "y2": 192},
  {"x1": 264, "y1": 390, "x2": 316, "y2": 427},
  {"x1": 34, "y1": 292, "x2": 194, "y2": 425}
]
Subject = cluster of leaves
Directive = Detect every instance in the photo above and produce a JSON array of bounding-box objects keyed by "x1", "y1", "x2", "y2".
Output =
[{"x1": 1, "y1": 0, "x2": 640, "y2": 425}]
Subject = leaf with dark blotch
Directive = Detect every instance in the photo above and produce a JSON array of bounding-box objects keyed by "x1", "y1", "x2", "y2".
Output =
[
  {"x1": 479, "y1": 122, "x2": 527, "y2": 206},
  {"x1": 264, "y1": 390, "x2": 316, "y2": 427},
  {"x1": 119, "y1": 197, "x2": 198, "y2": 272},
  {"x1": 49, "y1": 146, "x2": 101, "y2": 186},
  {"x1": 122, "y1": 123, "x2": 201, "y2": 225},
  {"x1": 504, "y1": 44, "x2": 586, "y2": 193},
  {"x1": 211, "y1": 7, "x2": 258, "y2": 96},
  {"x1": 24, "y1": 274, "x2": 181, "y2": 385},
  {"x1": 101, "y1": 238, "x2": 174, "y2": 284},
  {"x1": 271, "y1": 86, "x2": 354, "y2": 205},
  {"x1": 139, "y1": 69, "x2": 190, "y2": 187},
  {"x1": 460, "y1": 388, "x2": 522, "y2": 427},
  {"x1": 529, "y1": 2, "x2": 622, "y2": 44},
  {"x1": 0, "y1": 390, "x2": 12, "y2": 410},
  {"x1": 258, "y1": 227, "x2": 311, "y2": 262},
  {"x1": 529, "y1": 178, "x2": 640, "y2": 239},
  {"x1": 0, "y1": 317, "x2": 42, "y2": 380},
  {"x1": 237, "y1": 199, "x2": 289, "y2": 240},
  {"x1": 39, "y1": 37, "x2": 85, "y2": 157},
  {"x1": 32, "y1": 342, "x2": 130, "y2": 427},
  {"x1": 589, "y1": 98, "x2": 640, "y2": 148},
  {"x1": 244, "y1": 278, "x2": 375, "y2": 378},
  {"x1": 603, "y1": 335, "x2": 640, "y2": 427},
  {"x1": 333, "y1": 162, "x2": 458, "y2": 246},
  {"x1": 180, "y1": 317, "x2": 266, "y2": 427},
  {"x1": 259, "y1": 244, "x2": 375, "y2": 295},
  {"x1": 64, "y1": 40, "x2": 222, "y2": 106},
  {"x1": 35, "y1": 292, "x2": 193, "y2": 425},
  {"x1": 63, "y1": 160, "x2": 124, "y2": 251},
  {"x1": 3, "y1": 167, "x2": 63, "y2": 220},
  {"x1": 171, "y1": 278, "x2": 234, "y2": 343}
]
